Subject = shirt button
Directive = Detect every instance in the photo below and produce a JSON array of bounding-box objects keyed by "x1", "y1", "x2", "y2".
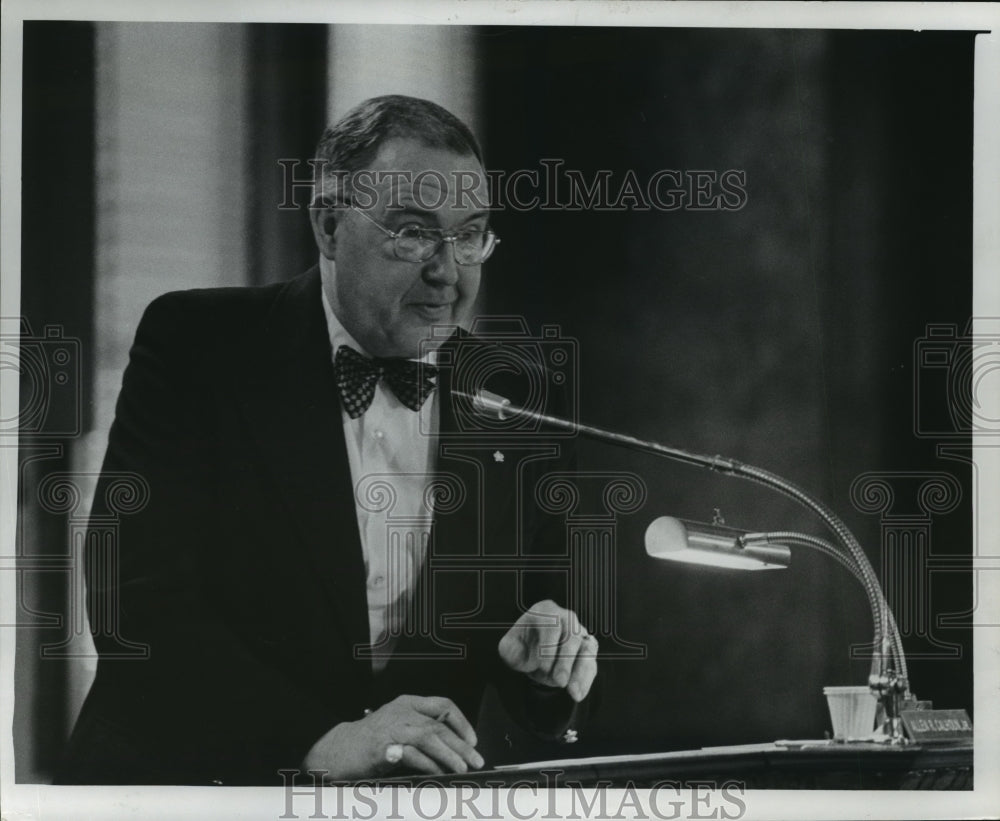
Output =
[
  {"x1": 372, "y1": 429, "x2": 384, "y2": 440},
  {"x1": 372, "y1": 574, "x2": 385, "y2": 587}
]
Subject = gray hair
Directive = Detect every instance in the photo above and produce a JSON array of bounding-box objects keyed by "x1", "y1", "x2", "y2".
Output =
[{"x1": 313, "y1": 94, "x2": 483, "y2": 204}]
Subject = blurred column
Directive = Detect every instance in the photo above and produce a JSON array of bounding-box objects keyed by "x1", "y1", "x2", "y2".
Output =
[
  {"x1": 326, "y1": 24, "x2": 480, "y2": 138},
  {"x1": 68, "y1": 20, "x2": 252, "y2": 732}
]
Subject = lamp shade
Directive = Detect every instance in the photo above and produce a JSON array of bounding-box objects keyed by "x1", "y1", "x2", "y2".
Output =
[{"x1": 645, "y1": 516, "x2": 791, "y2": 570}]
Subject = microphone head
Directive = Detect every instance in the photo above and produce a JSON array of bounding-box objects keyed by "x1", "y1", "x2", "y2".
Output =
[{"x1": 471, "y1": 388, "x2": 512, "y2": 421}]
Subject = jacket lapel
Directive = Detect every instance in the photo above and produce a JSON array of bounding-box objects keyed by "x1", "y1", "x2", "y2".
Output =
[{"x1": 236, "y1": 268, "x2": 372, "y2": 686}]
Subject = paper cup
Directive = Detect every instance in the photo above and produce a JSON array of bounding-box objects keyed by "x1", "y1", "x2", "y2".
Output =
[{"x1": 823, "y1": 685, "x2": 878, "y2": 741}]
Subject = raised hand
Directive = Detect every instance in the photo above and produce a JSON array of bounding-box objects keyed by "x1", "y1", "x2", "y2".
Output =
[{"x1": 497, "y1": 599, "x2": 599, "y2": 703}]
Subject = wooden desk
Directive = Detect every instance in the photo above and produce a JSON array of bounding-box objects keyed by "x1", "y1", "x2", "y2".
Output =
[{"x1": 375, "y1": 741, "x2": 973, "y2": 790}]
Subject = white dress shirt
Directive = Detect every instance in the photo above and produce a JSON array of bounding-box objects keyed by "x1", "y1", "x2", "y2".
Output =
[{"x1": 320, "y1": 262, "x2": 439, "y2": 673}]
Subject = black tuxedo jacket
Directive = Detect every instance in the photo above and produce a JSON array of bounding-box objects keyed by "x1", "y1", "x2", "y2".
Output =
[{"x1": 58, "y1": 268, "x2": 581, "y2": 785}]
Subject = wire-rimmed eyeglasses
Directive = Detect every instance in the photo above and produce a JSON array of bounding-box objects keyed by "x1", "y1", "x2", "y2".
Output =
[{"x1": 346, "y1": 203, "x2": 500, "y2": 265}]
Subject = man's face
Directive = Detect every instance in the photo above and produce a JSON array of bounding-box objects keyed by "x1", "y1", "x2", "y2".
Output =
[{"x1": 321, "y1": 137, "x2": 490, "y2": 358}]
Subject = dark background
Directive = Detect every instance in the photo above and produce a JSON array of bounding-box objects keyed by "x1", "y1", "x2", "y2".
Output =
[
  {"x1": 475, "y1": 27, "x2": 974, "y2": 761},
  {"x1": 17, "y1": 23, "x2": 974, "y2": 775}
]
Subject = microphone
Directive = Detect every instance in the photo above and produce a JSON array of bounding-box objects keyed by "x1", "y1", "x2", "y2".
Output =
[
  {"x1": 465, "y1": 388, "x2": 514, "y2": 421},
  {"x1": 451, "y1": 387, "x2": 743, "y2": 473}
]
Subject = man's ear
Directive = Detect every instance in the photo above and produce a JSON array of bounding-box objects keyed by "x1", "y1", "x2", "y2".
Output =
[{"x1": 309, "y1": 203, "x2": 338, "y2": 259}]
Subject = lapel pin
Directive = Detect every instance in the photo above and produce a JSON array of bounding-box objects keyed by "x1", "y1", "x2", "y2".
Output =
[{"x1": 493, "y1": 450, "x2": 505, "y2": 463}]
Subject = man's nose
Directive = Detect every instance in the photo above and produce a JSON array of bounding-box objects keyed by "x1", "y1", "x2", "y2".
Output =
[{"x1": 421, "y1": 240, "x2": 461, "y2": 285}]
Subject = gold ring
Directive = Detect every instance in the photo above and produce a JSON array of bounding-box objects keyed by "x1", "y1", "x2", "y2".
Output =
[{"x1": 385, "y1": 743, "x2": 404, "y2": 764}]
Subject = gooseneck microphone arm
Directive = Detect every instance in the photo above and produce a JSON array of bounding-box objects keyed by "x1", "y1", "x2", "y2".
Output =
[
  {"x1": 451, "y1": 387, "x2": 910, "y2": 724},
  {"x1": 743, "y1": 529, "x2": 904, "y2": 684},
  {"x1": 451, "y1": 387, "x2": 746, "y2": 473}
]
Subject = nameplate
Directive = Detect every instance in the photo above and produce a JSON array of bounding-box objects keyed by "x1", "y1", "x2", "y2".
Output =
[{"x1": 900, "y1": 709, "x2": 973, "y2": 743}]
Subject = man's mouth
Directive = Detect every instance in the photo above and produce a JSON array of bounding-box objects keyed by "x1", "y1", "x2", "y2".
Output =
[{"x1": 412, "y1": 302, "x2": 453, "y2": 319}]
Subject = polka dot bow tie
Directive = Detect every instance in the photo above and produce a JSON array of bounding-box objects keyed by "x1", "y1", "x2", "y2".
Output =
[{"x1": 334, "y1": 344, "x2": 439, "y2": 419}]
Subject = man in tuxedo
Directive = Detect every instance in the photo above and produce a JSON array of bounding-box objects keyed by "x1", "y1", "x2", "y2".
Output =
[{"x1": 58, "y1": 95, "x2": 597, "y2": 785}]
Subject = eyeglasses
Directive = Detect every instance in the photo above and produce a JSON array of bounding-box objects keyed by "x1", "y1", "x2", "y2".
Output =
[{"x1": 346, "y1": 203, "x2": 500, "y2": 265}]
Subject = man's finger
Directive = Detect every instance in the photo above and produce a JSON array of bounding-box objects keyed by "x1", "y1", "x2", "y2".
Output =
[
  {"x1": 548, "y1": 611, "x2": 585, "y2": 687},
  {"x1": 395, "y1": 744, "x2": 442, "y2": 776},
  {"x1": 528, "y1": 610, "x2": 565, "y2": 678},
  {"x1": 498, "y1": 628, "x2": 530, "y2": 671},
  {"x1": 566, "y1": 635, "x2": 599, "y2": 702},
  {"x1": 427, "y1": 718, "x2": 485, "y2": 770},
  {"x1": 398, "y1": 723, "x2": 473, "y2": 774},
  {"x1": 410, "y1": 697, "x2": 478, "y2": 747}
]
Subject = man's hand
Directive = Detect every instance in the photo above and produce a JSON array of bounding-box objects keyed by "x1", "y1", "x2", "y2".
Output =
[
  {"x1": 497, "y1": 599, "x2": 599, "y2": 702},
  {"x1": 301, "y1": 695, "x2": 483, "y2": 781}
]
